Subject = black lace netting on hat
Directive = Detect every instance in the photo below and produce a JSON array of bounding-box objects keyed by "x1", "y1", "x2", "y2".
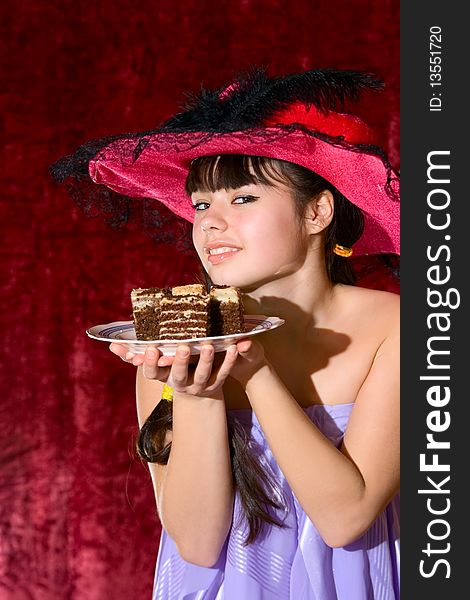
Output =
[
  {"x1": 49, "y1": 67, "x2": 399, "y2": 267},
  {"x1": 50, "y1": 134, "x2": 195, "y2": 253}
]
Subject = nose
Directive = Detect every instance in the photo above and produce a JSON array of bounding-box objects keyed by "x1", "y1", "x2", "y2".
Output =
[{"x1": 199, "y1": 205, "x2": 228, "y2": 233}]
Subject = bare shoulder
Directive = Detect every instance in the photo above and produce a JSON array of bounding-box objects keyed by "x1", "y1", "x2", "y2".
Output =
[
  {"x1": 334, "y1": 284, "x2": 399, "y2": 337},
  {"x1": 336, "y1": 283, "x2": 399, "y2": 309}
]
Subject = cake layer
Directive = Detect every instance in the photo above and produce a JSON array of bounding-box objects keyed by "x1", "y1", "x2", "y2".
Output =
[
  {"x1": 158, "y1": 295, "x2": 210, "y2": 340},
  {"x1": 172, "y1": 284, "x2": 206, "y2": 296}
]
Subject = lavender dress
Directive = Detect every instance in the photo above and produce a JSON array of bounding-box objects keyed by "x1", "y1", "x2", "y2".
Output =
[{"x1": 153, "y1": 403, "x2": 400, "y2": 599}]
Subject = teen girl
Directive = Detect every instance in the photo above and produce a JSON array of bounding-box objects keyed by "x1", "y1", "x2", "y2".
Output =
[{"x1": 53, "y1": 68, "x2": 400, "y2": 599}]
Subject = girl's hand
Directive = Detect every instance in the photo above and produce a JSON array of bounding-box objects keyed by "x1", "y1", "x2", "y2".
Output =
[
  {"x1": 109, "y1": 342, "x2": 172, "y2": 384},
  {"x1": 156, "y1": 343, "x2": 240, "y2": 399},
  {"x1": 109, "y1": 338, "x2": 268, "y2": 394},
  {"x1": 229, "y1": 338, "x2": 268, "y2": 386},
  {"x1": 110, "y1": 342, "x2": 239, "y2": 399}
]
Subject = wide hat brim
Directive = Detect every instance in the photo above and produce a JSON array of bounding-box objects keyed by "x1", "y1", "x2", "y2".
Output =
[{"x1": 89, "y1": 127, "x2": 399, "y2": 257}]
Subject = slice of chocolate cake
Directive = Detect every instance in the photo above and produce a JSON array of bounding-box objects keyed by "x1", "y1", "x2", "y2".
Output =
[
  {"x1": 159, "y1": 285, "x2": 210, "y2": 340},
  {"x1": 130, "y1": 284, "x2": 245, "y2": 341},
  {"x1": 209, "y1": 285, "x2": 245, "y2": 336},
  {"x1": 131, "y1": 287, "x2": 171, "y2": 340}
]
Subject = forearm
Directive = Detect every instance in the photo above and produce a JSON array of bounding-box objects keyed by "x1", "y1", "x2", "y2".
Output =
[
  {"x1": 160, "y1": 394, "x2": 234, "y2": 564},
  {"x1": 245, "y1": 364, "x2": 374, "y2": 547}
]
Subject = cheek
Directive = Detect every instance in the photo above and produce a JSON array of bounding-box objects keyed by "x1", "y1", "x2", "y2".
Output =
[
  {"x1": 243, "y1": 211, "x2": 301, "y2": 253},
  {"x1": 192, "y1": 225, "x2": 205, "y2": 260}
]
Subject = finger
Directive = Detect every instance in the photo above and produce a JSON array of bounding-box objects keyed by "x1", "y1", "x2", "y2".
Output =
[
  {"x1": 157, "y1": 354, "x2": 175, "y2": 367},
  {"x1": 209, "y1": 344, "x2": 238, "y2": 387},
  {"x1": 142, "y1": 346, "x2": 160, "y2": 379},
  {"x1": 192, "y1": 344, "x2": 215, "y2": 388},
  {"x1": 169, "y1": 345, "x2": 191, "y2": 388},
  {"x1": 143, "y1": 363, "x2": 171, "y2": 381},
  {"x1": 109, "y1": 343, "x2": 128, "y2": 359},
  {"x1": 130, "y1": 353, "x2": 145, "y2": 366},
  {"x1": 236, "y1": 339, "x2": 253, "y2": 354},
  {"x1": 110, "y1": 342, "x2": 138, "y2": 364}
]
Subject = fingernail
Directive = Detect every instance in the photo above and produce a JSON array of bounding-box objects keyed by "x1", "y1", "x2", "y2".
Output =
[
  {"x1": 158, "y1": 357, "x2": 168, "y2": 366},
  {"x1": 126, "y1": 352, "x2": 135, "y2": 360},
  {"x1": 178, "y1": 347, "x2": 190, "y2": 357},
  {"x1": 228, "y1": 345, "x2": 237, "y2": 355},
  {"x1": 147, "y1": 350, "x2": 157, "y2": 359}
]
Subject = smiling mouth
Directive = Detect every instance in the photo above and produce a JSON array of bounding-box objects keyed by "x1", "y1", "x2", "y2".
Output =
[
  {"x1": 206, "y1": 247, "x2": 241, "y2": 264},
  {"x1": 207, "y1": 247, "x2": 240, "y2": 256}
]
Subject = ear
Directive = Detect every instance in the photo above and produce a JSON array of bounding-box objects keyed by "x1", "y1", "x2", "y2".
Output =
[{"x1": 304, "y1": 190, "x2": 334, "y2": 235}]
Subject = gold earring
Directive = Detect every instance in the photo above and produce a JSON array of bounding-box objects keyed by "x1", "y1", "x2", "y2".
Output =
[{"x1": 333, "y1": 244, "x2": 353, "y2": 258}]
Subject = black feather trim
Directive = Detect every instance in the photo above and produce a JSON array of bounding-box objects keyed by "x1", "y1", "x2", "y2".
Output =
[{"x1": 158, "y1": 66, "x2": 383, "y2": 133}]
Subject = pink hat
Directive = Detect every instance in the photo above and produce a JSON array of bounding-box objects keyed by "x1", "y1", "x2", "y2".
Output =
[{"x1": 52, "y1": 68, "x2": 399, "y2": 257}]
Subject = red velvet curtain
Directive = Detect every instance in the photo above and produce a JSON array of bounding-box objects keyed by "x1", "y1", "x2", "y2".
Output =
[{"x1": 1, "y1": 1, "x2": 399, "y2": 598}]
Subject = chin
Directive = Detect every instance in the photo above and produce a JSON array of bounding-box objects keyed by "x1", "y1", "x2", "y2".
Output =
[
  {"x1": 206, "y1": 269, "x2": 245, "y2": 288},
  {"x1": 208, "y1": 274, "x2": 241, "y2": 287},
  {"x1": 207, "y1": 270, "x2": 268, "y2": 291}
]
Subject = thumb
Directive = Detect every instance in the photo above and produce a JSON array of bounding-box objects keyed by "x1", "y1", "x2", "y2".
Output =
[
  {"x1": 236, "y1": 339, "x2": 264, "y2": 361},
  {"x1": 237, "y1": 339, "x2": 253, "y2": 355}
]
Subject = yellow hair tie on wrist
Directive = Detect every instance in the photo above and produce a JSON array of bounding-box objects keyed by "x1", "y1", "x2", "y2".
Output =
[
  {"x1": 161, "y1": 383, "x2": 174, "y2": 402},
  {"x1": 333, "y1": 243, "x2": 353, "y2": 257}
]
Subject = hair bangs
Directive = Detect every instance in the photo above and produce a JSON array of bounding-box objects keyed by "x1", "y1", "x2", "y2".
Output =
[{"x1": 185, "y1": 155, "x2": 288, "y2": 195}]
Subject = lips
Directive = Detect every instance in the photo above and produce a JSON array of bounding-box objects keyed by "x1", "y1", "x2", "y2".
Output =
[
  {"x1": 204, "y1": 241, "x2": 241, "y2": 253},
  {"x1": 207, "y1": 246, "x2": 239, "y2": 256},
  {"x1": 204, "y1": 242, "x2": 242, "y2": 264}
]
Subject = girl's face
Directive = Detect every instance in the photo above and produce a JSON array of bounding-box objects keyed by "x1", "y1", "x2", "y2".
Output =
[{"x1": 191, "y1": 180, "x2": 310, "y2": 289}]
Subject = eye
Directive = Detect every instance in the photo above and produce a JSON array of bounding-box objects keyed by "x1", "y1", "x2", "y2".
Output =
[
  {"x1": 233, "y1": 195, "x2": 259, "y2": 204},
  {"x1": 193, "y1": 201, "x2": 210, "y2": 211}
]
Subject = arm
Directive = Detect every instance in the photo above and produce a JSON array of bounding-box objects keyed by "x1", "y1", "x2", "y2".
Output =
[
  {"x1": 134, "y1": 346, "x2": 236, "y2": 567},
  {"x1": 234, "y1": 319, "x2": 399, "y2": 548}
]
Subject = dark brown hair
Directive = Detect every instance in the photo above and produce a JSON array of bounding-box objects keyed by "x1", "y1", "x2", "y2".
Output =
[{"x1": 136, "y1": 154, "x2": 365, "y2": 544}]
